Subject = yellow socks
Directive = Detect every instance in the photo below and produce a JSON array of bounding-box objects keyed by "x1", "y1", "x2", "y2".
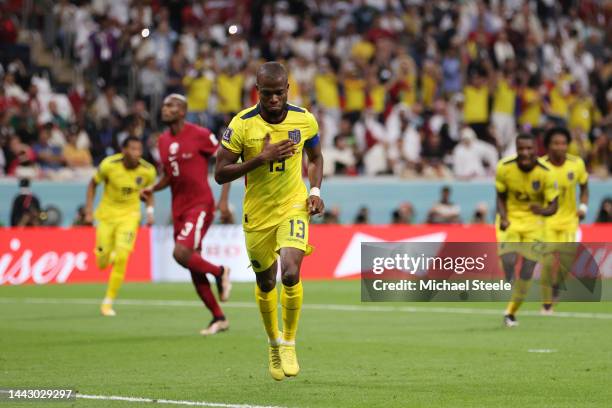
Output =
[
  {"x1": 255, "y1": 285, "x2": 280, "y2": 342},
  {"x1": 104, "y1": 250, "x2": 128, "y2": 302},
  {"x1": 281, "y1": 281, "x2": 303, "y2": 343},
  {"x1": 505, "y1": 278, "x2": 531, "y2": 315}
]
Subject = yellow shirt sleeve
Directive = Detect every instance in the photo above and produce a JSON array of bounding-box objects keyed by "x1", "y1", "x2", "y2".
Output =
[
  {"x1": 146, "y1": 166, "x2": 157, "y2": 187},
  {"x1": 577, "y1": 158, "x2": 588, "y2": 185},
  {"x1": 305, "y1": 111, "x2": 319, "y2": 140},
  {"x1": 221, "y1": 116, "x2": 244, "y2": 154},
  {"x1": 93, "y1": 159, "x2": 110, "y2": 184},
  {"x1": 495, "y1": 162, "x2": 507, "y2": 193},
  {"x1": 544, "y1": 170, "x2": 559, "y2": 204}
]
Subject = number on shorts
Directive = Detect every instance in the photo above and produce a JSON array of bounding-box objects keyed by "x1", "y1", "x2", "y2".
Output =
[
  {"x1": 171, "y1": 161, "x2": 180, "y2": 176},
  {"x1": 289, "y1": 219, "x2": 305, "y2": 239},
  {"x1": 180, "y1": 222, "x2": 193, "y2": 237}
]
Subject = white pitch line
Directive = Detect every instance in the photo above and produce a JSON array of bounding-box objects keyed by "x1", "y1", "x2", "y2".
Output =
[
  {"x1": 527, "y1": 349, "x2": 557, "y2": 353},
  {"x1": 77, "y1": 393, "x2": 285, "y2": 408},
  {"x1": 1, "y1": 296, "x2": 612, "y2": 320}
]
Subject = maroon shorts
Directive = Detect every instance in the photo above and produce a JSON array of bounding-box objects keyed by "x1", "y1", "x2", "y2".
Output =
[{"x1": 173, "y1": 205, "x2": 214, "y2": 251}]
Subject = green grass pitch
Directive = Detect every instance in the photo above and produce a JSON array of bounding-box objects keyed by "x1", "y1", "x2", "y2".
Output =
[{"x1": 1, "y1": 281, "x2": 611, "y2": 407}]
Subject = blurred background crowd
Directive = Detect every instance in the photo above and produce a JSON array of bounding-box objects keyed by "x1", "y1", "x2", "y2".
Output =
[{"x1": 0, "y1": 0, "x2": 610, "y2": 182}]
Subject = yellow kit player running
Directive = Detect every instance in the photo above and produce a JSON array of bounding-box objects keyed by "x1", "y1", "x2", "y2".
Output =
[
  {"x1": 85, "y1": 136, "x2": 156, "y2": 317},
  {"x1": 540, "y1": 127, "x2": 589, "y2": 314},
  {"x1": 215, "y1": 62, "x2": 324, "y2": 380},
  {"x1": 496, "y1": 133, "x2": 558, "y2": 327}
]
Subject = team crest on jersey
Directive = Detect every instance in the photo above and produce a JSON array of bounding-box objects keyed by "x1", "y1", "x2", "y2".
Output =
[
  {"x1": 532, "y1": 180, "x2": 541, "y2": 191},
  {"x1": 222, "y1": 127, "x2": 233, "y2": 142},
  {"x1": 169, "y1": 142, "x2": 179, "y2": 155},
  {"x1": 135, "y1": 176, "x2": 143, "y2": 185},
  {"x1": 568, "y1": 171, "x2": 574, "y2": 180},
  {"x1": 288, "y1": 129, "x2": 301, "y2": 144}
]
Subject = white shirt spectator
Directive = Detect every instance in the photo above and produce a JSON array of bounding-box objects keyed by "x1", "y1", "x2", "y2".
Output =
[{"x1": 452, "y1": 128, "x2": 498, "y2": 179}]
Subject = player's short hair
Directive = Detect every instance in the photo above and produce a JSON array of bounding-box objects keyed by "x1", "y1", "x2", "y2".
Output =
[
  {"x1": 122, "y1": 136, "x2": 142, "y2": 148},
  {"x1": 516, "y1": 132, "x2": 535, "y2": 143},
  {"x1": 165, "y1": 93, "x2": 188, "y2": 111},
  {"x1": 544, "y1": 127, "x2": 571, "y2": 147},
  {"x1": 256, "y1": 62, "x2": 288, "y2": 83}
]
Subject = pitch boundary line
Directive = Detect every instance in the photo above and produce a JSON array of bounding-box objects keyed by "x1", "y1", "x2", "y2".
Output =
[
  {"x1": 1, "y1": 297, "x2": 611, "y2": 319},
  {"x1": 77, "y1": 393, "x2": 285, "y2": 408}
]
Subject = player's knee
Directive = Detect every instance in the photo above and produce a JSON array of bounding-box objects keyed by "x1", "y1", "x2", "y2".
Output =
[
  {"x1": 255, "y1": 271, "x2": 276, "y2": 292},
  {"x1": 519, "y1": 258, "x2": 537, "y2": 280},
  {"x1": 173, "y1": 245, "x2": 191, "y2": 268},
  {"x1": 280, "y1": 262, "x2": 300, "y2": 286}
]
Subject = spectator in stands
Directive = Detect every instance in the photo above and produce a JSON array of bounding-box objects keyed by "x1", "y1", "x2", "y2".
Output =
[
  {"x1": 391, "y1": 202, "x2": 414, "y2": 224},
  {"x1": 452, "y1": 127, "x2": 498, "y2": 179},
  {"x1": 72, "y1": 205, "x2": 87, "y2": 226},
  {"x1": 491, "y1": 66, "x2": 517, "y2": 156},
  {"x1": 183, "y1": 57, "x2": 214, "y2": 127},
  {"x1": 63, "y1": 125, "x2": 93, "y2": 172},
  {"x1": 471, "y1": 202, "x2": 489, "y2": 224},
  {"x1": 323, "y1": 134, "x2": 357, "y2": 176},
  {"x1": 421, "y1": 130, "x2": 451, "y2": 179},
  {"x1": 354, "y1": 206, "x2": 369, "y2": 224},
  {"x1": 427, "y1": 186, "x2": 461, "y2": 224},
  {"x1": 91, "y1": 84, "x2": 128, "y2": 127},
  {"x1": 595, "y1": 198, "x2": 612, "y2": 223},
  {"x1": 322, "y1": 206, "x2": 341, "y2": 225},
  {"x1": 6, "y1": 134, "x2": 36, "y2": 177},
  {"x1": 10, "y1": 178, "x2": 41, "y2": 227},
  {"x1": 463, "y1": 70, "x2": 491, "y2": 144},
  {"x1": 32, "y1": 123, "x2": 64, "y2": 172}
]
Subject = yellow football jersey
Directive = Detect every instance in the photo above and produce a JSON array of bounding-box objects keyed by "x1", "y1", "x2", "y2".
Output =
[
  {"x1": 541, "y1": 154, "x2": 588, "y2": 231},
  {"x1": 222, "y1": 104, "x2": 319, "y2": 231},
  {"x1": 495, "y1": 156, "x2": 558, "y2": 232},
  {"x1": 93, "y1": 154, "x2": 157, "y2": 222}
]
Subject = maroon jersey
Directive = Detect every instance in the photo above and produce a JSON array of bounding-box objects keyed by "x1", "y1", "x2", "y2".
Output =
[{"x1": 158, "y1": 122, "x2": 218, "y2": 216}]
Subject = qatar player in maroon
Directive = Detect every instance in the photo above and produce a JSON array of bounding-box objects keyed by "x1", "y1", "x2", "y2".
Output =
[{"x1": 142, "y1": 94, "x2": 232, "y2": 336}]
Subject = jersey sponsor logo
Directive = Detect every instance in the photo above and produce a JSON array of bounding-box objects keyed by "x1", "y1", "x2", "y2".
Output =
[
  {"x1": 532, "y1": 180, "x2": 540, "y2": 191},
  {"x1": 222, "y1": 127, "x2": 233, "y2": 142},
  {"x1": 181, "y1": 153, "x2": 193, "y2": 159},
  {"x1": 169, "y1": 142, "x2": 179, "y2": 155},
  {"x1": 568, "y1": 171, "x2": 574, "y2": 180},
  {"x1": 135, "y1": 176, "x2": 143, "y2": 185},
  {"x1": 288, "y1": 129, "x2": 301, "y2": 144}
]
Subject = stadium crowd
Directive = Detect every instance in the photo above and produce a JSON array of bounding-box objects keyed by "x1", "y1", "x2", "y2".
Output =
[{"x1": 0, "y1": 0, "x2": 610, "y2": 181}]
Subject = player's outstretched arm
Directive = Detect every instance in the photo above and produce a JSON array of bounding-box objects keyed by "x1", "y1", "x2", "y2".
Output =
[
  {"x1": 84, "y1": 178, "x2": 98, "y2": 225},
  {"x1": 141, "y1": 170, "x2": 171, "y2": 202},
  {"x1": 214, "y1": 134, "x2": 295, "y2": 184},
  {"x1": 305, "y1": 142, "x2": 324, "y2": 216}
]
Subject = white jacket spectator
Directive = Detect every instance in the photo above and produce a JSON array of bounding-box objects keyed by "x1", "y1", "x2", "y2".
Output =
[{"x1": 452, "y1": 128, "x2": 498, "y2": 179}]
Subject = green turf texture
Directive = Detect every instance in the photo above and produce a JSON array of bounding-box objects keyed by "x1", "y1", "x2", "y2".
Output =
[{"x1": 1, "y1": 281, "x2": 611, "y2": 408}]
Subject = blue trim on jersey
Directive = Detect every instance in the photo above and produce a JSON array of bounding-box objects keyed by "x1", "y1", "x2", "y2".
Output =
[
  {"x1": 287, "y1": 104, "x2": 305, "y2": 113},
  {"x1": 241, "y1": 105, "x2": 261, "y2": 119},
  {"x1": 304, "y1": 134, "x2": 320, "y2": 148}
]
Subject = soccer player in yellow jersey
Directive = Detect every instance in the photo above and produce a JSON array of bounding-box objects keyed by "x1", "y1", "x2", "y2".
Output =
[
  {"x1": 84, "y1": 136, "x2": 157, "y2": 317},
  {"x1": 540, "y1": 127, "x2": 589, "y2": 314},
  {"x1": 215, "y1": 62, "x2": 324, "y2": 380},
  {"x1": 495, "y1": 133, "x2": 558, "y2": 327}
]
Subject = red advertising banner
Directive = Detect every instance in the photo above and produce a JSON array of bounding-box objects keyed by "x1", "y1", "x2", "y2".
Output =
[
  {"x1": 0, "y1": 227, "x2": 151, "y2": 285},
  {"x1": 303, "y1": 224, "x2": 612, "y2": 280}
]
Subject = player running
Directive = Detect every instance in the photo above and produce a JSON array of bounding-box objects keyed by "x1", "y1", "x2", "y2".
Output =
[
  {"x1": 495, "y1": 133, "x2": 558, "y2": 327},
  {"x1": 540, "y1": 127, "x2": 589, "y2": 314},
  {"x1": 215, "y1": 62, "x2": 324, "y2": 380},
  {"x1": 141, "y1": 94, "x2": 232, "y2": 336},
  {"x1": 85, "y1": 136, "x2": 157, "y2": 317}
]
